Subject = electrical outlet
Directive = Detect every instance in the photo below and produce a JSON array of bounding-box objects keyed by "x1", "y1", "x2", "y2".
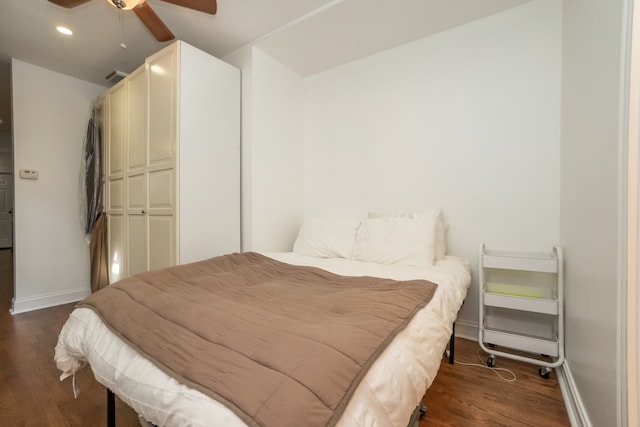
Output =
[{"x1": 19, "y1": 169, "x2": 39, "y2": 180}]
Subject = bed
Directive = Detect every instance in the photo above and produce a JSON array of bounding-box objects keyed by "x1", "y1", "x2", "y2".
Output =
[{"x1": 55, "y1": 212, "x2": 470, "y2": 427}]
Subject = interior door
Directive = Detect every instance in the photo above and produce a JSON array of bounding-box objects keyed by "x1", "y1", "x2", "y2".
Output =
[{"x1": 0, "y1": 173, "x2": 14, "y2": 249}]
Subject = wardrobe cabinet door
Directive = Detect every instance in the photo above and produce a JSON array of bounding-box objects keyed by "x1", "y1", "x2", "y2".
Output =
[
  {"x1": 126, "y1": 67, "x2": 148, "y2": 276},
  {"x1": 146, "y1": 45, "x2": 177, "y2": 269},
  {"x1": 127, "y1": 173, "x2": 147, "y2": 276},
  {"x1": 106, "y1": 84, "x2": 126, "y2": 283}
]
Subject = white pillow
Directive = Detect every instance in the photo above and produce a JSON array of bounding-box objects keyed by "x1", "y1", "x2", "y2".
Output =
[
  {"x1": 293, "y1": 218, "x2": 361, "y2": 259},
  {"x1": 368, "y1": 208, "x2": 447, "y2": 260},
  {"x1": 352, "y1": 216, "x2": 437, "y2": 266}
]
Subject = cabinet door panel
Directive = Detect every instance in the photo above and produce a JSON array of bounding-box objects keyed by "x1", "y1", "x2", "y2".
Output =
[
  {"x1": 127, "y1": 173, "x2": 146, "y2": 212},
  {"x1": 108, "y1": 85, "x2": 125, "y2": 176},
  {"x1": 108, "y1": 214, "x2": 125, "y2": 283},
  {"x1": 108, "y1": 179, "x2": 124, "y2": 211},
  {"x1": 148, "y1": 168, "x2": 174, "y2": 212},
  {"x1": 127, "y1": 214, "x2": 147, "y2": 276},
  {"x1": 148, "y1": 215, "x2": 174, "y2": 270},
  {"x1": 148, "y1": 50, "x2": 176, "y2": 167},
  {"x1": 127, "y1": 69, "x2": 147, "y2": 173}
]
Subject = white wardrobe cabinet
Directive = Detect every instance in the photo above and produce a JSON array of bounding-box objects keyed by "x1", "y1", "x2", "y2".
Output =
[{"x1": 104, "y1": 40, "x2": 240, "y2": 282}]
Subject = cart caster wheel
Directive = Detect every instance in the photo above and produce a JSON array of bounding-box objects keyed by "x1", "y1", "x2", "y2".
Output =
[
  {"x1": 487, "y1": 355, "x2": 496, "y2": 368},
  {"x1": 538, "y1": 367, "x2": 551, "y2": 379}
]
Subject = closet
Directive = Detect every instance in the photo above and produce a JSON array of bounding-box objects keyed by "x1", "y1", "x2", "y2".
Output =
[{"x1": 104, "y1": 40, "x2": 240, "y2": 282}]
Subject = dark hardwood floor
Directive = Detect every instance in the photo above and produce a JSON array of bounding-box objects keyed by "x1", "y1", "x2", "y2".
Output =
[
  {"x1": 0, "y1": 248, "x2": 139, "y2": 426},
  {"x1": 422, "y1": 339, "x2": 571, "y2": 426},
  {"x1": 0, "y1": 248, "x2": 570, "y2": 426}
]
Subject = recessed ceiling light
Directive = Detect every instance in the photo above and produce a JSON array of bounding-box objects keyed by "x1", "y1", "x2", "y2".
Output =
[{"x1": 56, "y1": 26, "x2": 73, "y2": 36}]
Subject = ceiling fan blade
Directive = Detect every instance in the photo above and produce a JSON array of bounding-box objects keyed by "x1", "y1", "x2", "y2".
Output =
[
  {"x1": 48, "y1": 0, "x2": 93, "y2": 8},
  {"x1": 160, "y1": 0, "x2": 216, "y2": 15},
  {"x1": 133, "y1": 2, "x2": 175, "y2": 42}
]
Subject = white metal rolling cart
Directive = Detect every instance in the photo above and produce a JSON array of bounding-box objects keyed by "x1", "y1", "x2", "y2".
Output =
[{"x1": 478, "y1": 243, "x2": 564, "y2": 378}]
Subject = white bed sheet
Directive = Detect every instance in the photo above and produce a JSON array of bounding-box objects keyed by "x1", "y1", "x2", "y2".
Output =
[{"x1": 55, "y1": 253, "x2": 470, "y2": 427}]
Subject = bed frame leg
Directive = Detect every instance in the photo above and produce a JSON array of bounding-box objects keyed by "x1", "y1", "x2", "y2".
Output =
[
  {"x1": 448, "y1": 322, "x2": 455, "y2": 364},
  {"x1": 419, "y1": 402, "x2": 428, "y2": 419},
  {"x1": 107, "y1": 389, "x2": 115, "y2": 427}
]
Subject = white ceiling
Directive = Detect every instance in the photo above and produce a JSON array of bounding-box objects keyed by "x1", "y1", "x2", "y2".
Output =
[{"x1": 0, "y1": 0, "x2": 530, "y2": 133}]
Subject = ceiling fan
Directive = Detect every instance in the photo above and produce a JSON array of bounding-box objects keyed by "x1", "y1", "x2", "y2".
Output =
[{"x1": 48, "y1": 0, "x2": 217, "y2": 42}]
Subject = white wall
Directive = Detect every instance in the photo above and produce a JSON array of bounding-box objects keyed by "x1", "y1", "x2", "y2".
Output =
[
  {"x1": 11, "y1": 59, "x2": 105, "y2": 313},
  {"x1": 302, "y1": 0, "x2": 562, "y2": 327},
  {"x1": 224, "y1": 46, "x2": 253, "y2": 252},
  {"x1": 560, "y1": 0, "x2": 626, "y2": 425},
  {"x1": 225, "y1": 47, "x2": 305, "y2": 252}
]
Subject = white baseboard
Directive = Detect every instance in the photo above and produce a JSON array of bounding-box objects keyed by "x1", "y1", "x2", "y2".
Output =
[
  {"x1": 10, "y1": 287, "x2": 90, "y2": 314},
  {"x1": 556, "y1": 361, "x2": 593, "y2": 427},
  {"x1": 454, "y1": 318, "x2": 478, "y2": 341}
]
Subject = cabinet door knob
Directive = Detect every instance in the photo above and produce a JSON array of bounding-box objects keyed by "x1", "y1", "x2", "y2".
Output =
[{"x1": 141, "y1": 209, "x2": 146, "y2": 214}]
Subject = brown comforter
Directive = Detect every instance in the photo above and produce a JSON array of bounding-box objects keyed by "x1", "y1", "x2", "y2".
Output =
[{"x1": 78, "y1": 252, "x2": 438, "y2": 427}]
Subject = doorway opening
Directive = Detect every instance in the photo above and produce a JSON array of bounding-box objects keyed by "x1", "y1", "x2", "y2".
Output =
[
  {"x1": 0, "y1": 248, "x2": 12, "y2": 308},
  {"x1": 0, "y1": 137, "x2": 13, "y2": 310}
]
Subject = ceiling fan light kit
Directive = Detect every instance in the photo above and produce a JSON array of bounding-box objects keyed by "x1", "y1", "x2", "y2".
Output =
[
  {"x1": 108, "y1": 0, "x2": 144, "y2": 10},
  {"x1": 56, "y1": 25, "x2": 73, "y2": 35},
  {"x1": 48, "y1": 0, "x2": 217, "y2": 42}
]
